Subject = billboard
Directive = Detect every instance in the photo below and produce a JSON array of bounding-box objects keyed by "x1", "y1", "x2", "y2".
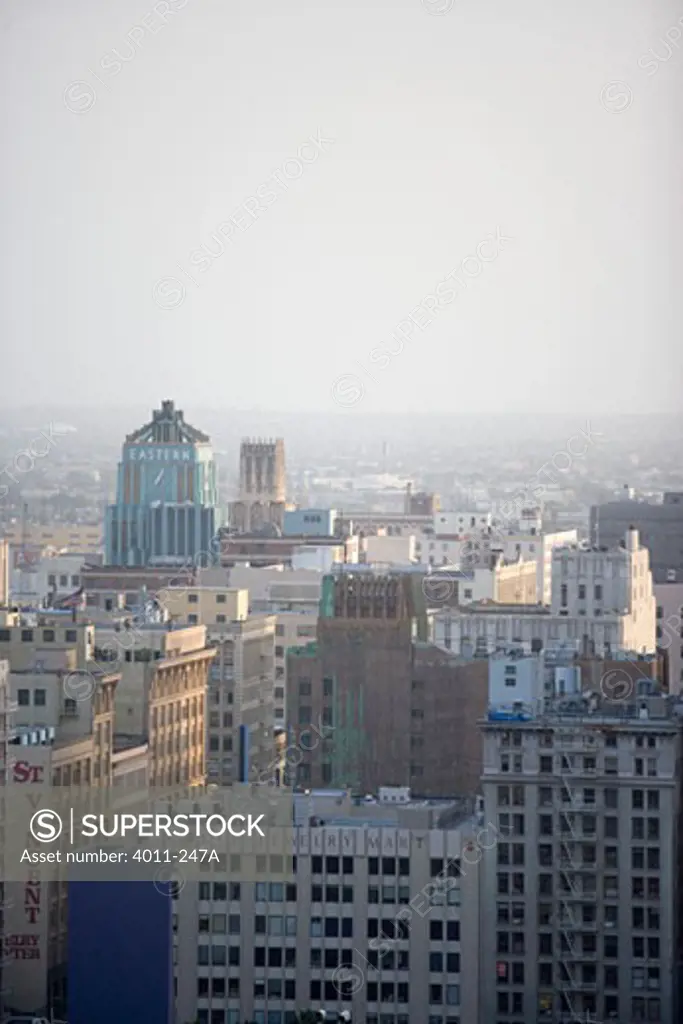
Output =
[{"x1": 68, "y1": 882, "x2": 173, "y2": 1024}]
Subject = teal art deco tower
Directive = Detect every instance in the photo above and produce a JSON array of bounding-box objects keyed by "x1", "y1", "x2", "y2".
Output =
[{"x1": 105, "y1": 400, "x2": 218, "y2": 567}]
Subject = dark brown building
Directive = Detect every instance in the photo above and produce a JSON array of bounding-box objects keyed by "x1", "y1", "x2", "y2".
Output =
[
  {"x1": 577, "y1": 653, "x2": 658, "y2": 698},
  {"x1": 287, "y1": 571, "x2": 488, "y2": 797}
]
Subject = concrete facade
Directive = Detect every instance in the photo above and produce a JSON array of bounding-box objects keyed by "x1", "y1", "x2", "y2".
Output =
[
  {"x1": 230, "y1": 438, "x2": 286, "y2": 534},
  {"x1": 94, "y1": 621, "x2": 213, "y2": 787},
  {"x1": 174, "y1": 789, "x2": 481, "y2": 1024},
  {"x1": 10, "y1": 552, "x2": 84, "y2": 607},
  {"x1": 362, "y1": 533, "x2": 416, "y2": 566},
  {"x1": 551, "y1": 529, "x2": 656, "y2": 656},
  {"x1": 479, "y1": 677, "x2": 682, "y2": 1024},
  {"x1": 287, "y1": 574, "x2": 489, "y2": 797},
  {"x1": 205, "y1": 614, "x2": 276, "y2": 785},
  {"x1": 590, "y1": 491, "x2": 683, "y2": 584}
]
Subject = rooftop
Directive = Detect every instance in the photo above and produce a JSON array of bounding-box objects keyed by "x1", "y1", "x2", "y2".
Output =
[{"x1": 125, "y1": 399, "x2": 210, "y2": 445}]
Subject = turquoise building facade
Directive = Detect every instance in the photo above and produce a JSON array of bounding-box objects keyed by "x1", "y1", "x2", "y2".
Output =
[{"x1": 105, "y1": 400, "x2": 219, "y2": 567}]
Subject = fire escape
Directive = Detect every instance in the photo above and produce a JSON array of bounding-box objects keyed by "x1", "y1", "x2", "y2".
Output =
[{"x1": 553, "y1": 723, "x2": 599, "y2": 1024}]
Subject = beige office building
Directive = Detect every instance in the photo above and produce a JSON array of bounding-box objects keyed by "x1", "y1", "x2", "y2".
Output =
[
  {"x1": 206, "y1": 614, "x2": 276, "y2": 785},
  {"x1": 94, "y1": 621, "x2": 213, "y2": 787},
  {"x1": 174, "y1": 787, "x2": 481, "y2": 1024}
]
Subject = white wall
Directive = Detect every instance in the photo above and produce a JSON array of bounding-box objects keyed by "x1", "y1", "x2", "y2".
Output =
[
  {"x1": 291, "y1": 545, "x2": 344, "y2": 572},
  {"x1": 11, "y1": 553, "x2": 84, "y2": 605},
  {"x1": 433, "y1": 511, "x2": 492, "y2": 534},
  {"x1": 363, "y1": 533, "x2": 415, "y2": 565}
]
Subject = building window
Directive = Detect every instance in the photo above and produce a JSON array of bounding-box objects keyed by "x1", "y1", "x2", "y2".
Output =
[
  {"x1": 43, "y1": 629, "x2": 55, "y2": 642},
  {"x1": 17, "y1": 689, "x2": 30, "y2": 706},
  {"x1": 188, "y1": 594, "x2": 198, "y2": 603},
  {"x1": 216, "y1": 594, "x2": 226, "y2": 603},
  {"x1": 34, "y1": 689, "x2": 46, "y2": 706}
]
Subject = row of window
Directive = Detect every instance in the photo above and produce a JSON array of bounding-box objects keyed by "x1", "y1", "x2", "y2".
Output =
[
  {"x1": 501, "y1": 730, "x2": 658, "y2": 750},
  {"x1": 498, "y1": 1000, "x2": 660, "y2": 1024},
  {"x1": 497, "y1": 901, "x2": 661, "y2": 930},
  {"x1": 510, "y1": 754, "x2": 662, "y2": 776},
  {"x1": 150, "y1": 699, "x2": 202, "y2": 726},
  {"x1": 208, "y1": 712, "x2": 234, "y2": 729},
  {"x1": 497, "y1": 785, "x2": 661, "y2": 807},
  {"x1": 500, "y1": 872, "x2": 662, "y2": 900},
  {"x1": 498, "y1": 932, "x2": 661, "y2": 959},
  {"x1": 17, "y1": 688, "x2": 47, "y2": 706},
  {"x1": 535, "y1": 812, "x2": 661, "y2": 840},
  {"x1": 193, "y1": 979, "x2": 457, "y2": 1006},
  {"x1": 274, "y1": 623, "x2": 317, "y2": 643},
  {"x1": 251, "y1": 883, "x2": 424, "y2": 904},
  {"x1": 199, "y1": 947, "x2": 458, "y2": 973},
  {"x1": 1, "y1": 627, "x2": 79, "y2": 644},
  {"x1": 194, "y1": 1015, "x2": 457, "y2": 1024},
  {"x1": 534, "y1": 844, "x2": 661, "y2": 870}
]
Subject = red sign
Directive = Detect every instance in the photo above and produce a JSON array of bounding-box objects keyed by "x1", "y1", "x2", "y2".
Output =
[
  {"x1": 12, "y1": 761, "x2": 44, "y2": 784},
  {"x1": 24, "y1": 876, "x2": 41, "y2": 925},
  {"x1": 3, "y1": 935, "x2": 40, "y2": 960}
]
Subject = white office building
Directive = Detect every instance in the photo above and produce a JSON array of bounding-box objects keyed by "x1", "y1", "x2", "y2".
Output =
[{"x1": 174, "y1": 788, "x2": 482, "y2": 1024}]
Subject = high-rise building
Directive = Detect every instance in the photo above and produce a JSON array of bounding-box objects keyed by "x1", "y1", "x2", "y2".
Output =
[
  {"x1": 94, "y1": 619, "x2": 213, "y2": 788},
  {"x1": 230, "y1": 438, "x2": 286, "y2": 534},
  {"x1": 105, "y1": 400, "x2": 219, "y2": 567},
  {"x1": 206, "y1": 614, "x2": 276, "y2": 785},
  {"x1": 590, "y1": 491, "x2": 683, "y2": 584},
  {"x1": 478, "y1": 649, "x2": 682, "y2": 1024},
  {"x1": 3, "y1": 646, "x2": 119, "y2": 1019},
  {"x1": 174, "y1": 786, "x2": 480, "y2": 1024},
  {"x1": 550, "y1": 529, "x2": 656, "y2": 657},
  {"x1": 287, "y1": 571, "x2": 489, "y2": 796}
]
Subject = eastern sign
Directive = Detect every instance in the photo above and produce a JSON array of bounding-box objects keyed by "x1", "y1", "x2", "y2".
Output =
[{"x1": 127, "y1": 446, "x2": 192, "y2": 462}]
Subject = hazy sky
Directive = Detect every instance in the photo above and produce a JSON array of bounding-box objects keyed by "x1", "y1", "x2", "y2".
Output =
[{"x1": 2, "y1": 0, "x2": 681, "y2": 414}]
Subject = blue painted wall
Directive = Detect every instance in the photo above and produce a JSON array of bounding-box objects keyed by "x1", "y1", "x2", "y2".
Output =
[{"x1": 68, "y1": 882, "x2": 173, "y2": 1024}]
